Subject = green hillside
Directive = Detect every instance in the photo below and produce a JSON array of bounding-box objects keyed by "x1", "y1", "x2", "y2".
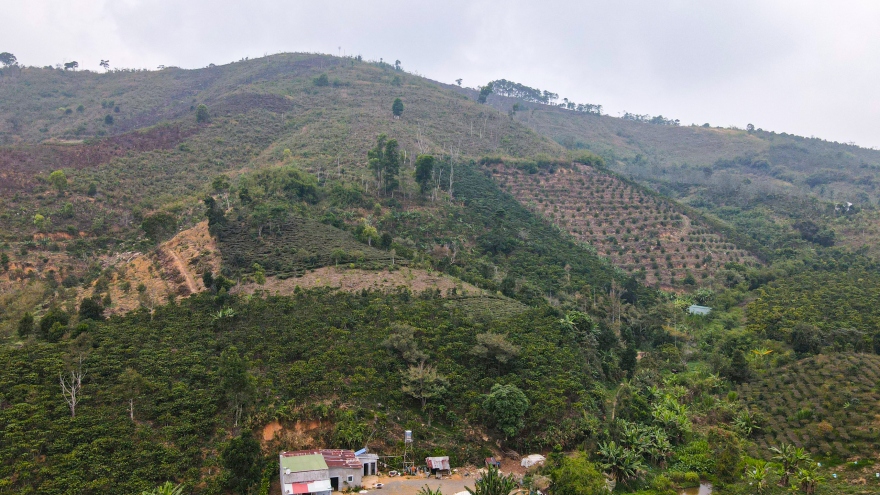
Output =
[
  {"x1": 1, "y1": 53, "x2": 642, "y2": 336},
  {"x1": 739, "y1": 353, "x2": 880, "y2": 459},
  {"x1": 3, "y1": 54, "x2": 880, "y2": 495},
  {"x1": 488, "y1": 160, "x2": 761, "y2": 289},
  {"x1": 0, "y1": 290, "x2": 612, "y2": 494}
]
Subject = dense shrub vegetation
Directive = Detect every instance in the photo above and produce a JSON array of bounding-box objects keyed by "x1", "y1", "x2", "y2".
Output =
[{"x1": 0, "y1": 290, "x2": 615, "y2": 493}]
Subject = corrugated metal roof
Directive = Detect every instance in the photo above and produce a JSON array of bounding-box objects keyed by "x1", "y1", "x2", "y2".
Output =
[
  {"x1": 426, "y1": 457, "x2": 450, "y2": 470},
  {"x1": 286, "y1": 449, "x2": 362, "y2": 469},
  {"x1": 280, "y1": 453, "x2": 329, "y2": 473}
]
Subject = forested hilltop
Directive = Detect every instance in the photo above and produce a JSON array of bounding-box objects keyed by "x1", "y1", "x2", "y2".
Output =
[{"x1": 0, "y1": 53, "x2": 878, "y2": 495}]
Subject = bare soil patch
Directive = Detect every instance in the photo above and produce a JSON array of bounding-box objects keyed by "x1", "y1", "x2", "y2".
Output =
[
  {"x1": 0, "y1": 124, "x2": 196, "y2": 191},
  {"x1": 82, "y1": 221, "x2": 220, "y2": 316}
]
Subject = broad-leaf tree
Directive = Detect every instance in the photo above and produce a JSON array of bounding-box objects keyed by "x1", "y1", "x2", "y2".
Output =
[
  {"x1": 219, "y1": 346, "x2": 253, "y2": 428},
  {"x1": 392, "y1": 98, "x2": 404, "y2": 117},
  {"x1": 482, "y1": 383, "x2": 529, "y2": 439},
  {"x1": 549, "y1": 452, "x2": 607, "y2": 495},
  {"x1": 596, "y1": 441, "x2": 645, "y2": 486},
  {"x1": 770, "y1": 443, "x2": 811, "y2": 487},
  {"x1": 414, "y1": 154, "x2": 435, "y2": 194},
  {"x1": 0, "y1": 52, "x2": 17, "y2": 67},
  {"x1": 49, "y1": 170, "x2": 67, "y2": 193}
]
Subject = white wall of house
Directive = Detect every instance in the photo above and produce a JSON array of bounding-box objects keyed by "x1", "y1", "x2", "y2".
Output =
[
  {"x1": 328, "y1": 467, "x2": 362, "y2": 490},
  {"x1": 357, "y1": 454, "x2": 379, "y2": 476}
]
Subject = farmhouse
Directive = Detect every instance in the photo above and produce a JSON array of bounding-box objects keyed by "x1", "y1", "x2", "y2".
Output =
[
  {"x1": 280, "y1": 449, "x2": 364, "y2": 495},
  {"x1": 425, "y1": 456, "x2": 451, "y2": 475},
  {"x1": 279, "y1": 453, "x2": 332, "y2": 495}
]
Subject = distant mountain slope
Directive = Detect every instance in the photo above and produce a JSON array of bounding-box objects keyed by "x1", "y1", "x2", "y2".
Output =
[
  {"x1": 475, "y1": 90, "x2": 880, "y2": 194},
  {"x1": 0, "y1": 54, "x2": 562, "y2": 241},
  {"x1": 469, "y1": 87, "x2": 880, "y2": 258}
]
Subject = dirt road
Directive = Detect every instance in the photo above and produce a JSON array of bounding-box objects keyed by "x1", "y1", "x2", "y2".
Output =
[
  {"x1": 165, "y1": 246, "x2": 197, "y2": 294},
  {"x1": 365, "y1": 475, "x2": 476, "y2": 495}
]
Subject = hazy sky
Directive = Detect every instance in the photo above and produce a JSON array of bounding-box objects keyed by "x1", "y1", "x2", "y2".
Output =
[{"x1": 3, "y1": 1, "x2": 879, "y2": 148}]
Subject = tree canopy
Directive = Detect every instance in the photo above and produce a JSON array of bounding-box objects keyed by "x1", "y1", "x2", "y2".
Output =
[
  {"x1": 368, "y1": 134, "x2": 401, "y2": 195},
  {"x1": 482, "y1": 383, "x2": 529, "y2": 438},
  {"x1": 392, "y1": 98, "x2": 404, "y2": 117},
  {"x1": 0, "y1": 52, "x2": 16, "y2": 67}
]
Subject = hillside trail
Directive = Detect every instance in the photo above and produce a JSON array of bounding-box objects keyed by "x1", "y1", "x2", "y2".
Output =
[{"x1": 165, "y1": 247, "x2": 198, "y2": 294}]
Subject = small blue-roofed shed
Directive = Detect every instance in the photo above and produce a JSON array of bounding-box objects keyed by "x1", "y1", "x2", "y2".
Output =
[{"x1": 688, "y1": 305, "x2": 712, "y2": 316}]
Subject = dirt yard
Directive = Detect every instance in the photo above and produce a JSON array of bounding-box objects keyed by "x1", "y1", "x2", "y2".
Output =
[{"x1": 360, "y1": 473, "x2": 476, "y2": 495}]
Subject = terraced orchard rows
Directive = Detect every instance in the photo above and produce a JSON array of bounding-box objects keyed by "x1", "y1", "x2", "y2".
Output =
[
  {"x1": 738, "y1": 353, "x2": 880, "y2": 458},
  {"x1": 489, "y1": 163, "x2": 757, "y2": 288}
]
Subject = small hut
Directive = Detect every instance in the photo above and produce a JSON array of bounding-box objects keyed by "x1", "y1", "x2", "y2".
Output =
[{"x1": 426, "y1": 456, "x2": 451, "y2": 475}]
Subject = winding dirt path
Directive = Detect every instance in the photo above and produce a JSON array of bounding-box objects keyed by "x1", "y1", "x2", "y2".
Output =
[{"x1": 165, "y1": 247, "x2": 198, "y2": 294}]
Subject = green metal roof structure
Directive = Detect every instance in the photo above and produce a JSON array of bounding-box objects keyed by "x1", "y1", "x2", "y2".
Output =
[{"x1": 280, "y1": 453, "x2": 328, "y2": 473}]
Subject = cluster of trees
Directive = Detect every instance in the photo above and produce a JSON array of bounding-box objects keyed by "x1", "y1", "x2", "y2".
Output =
[
  {"x1": 490, "y1": 79, "x2": 559, "y2": 104},
  {"x1": 792, "y1": 220, "x2": 835, "y2": 247},
  {"x1": 622, "y1": 113, "x2": 681, "y2": 126},
  {"x1": 225, "y1": 165, "x2": 320, "y2": 237},
  {"x1": 17, "y1": 296, "x2": 106, "y2": 343},
  {"x1": 368, "y1": 134, "x2": 402, "y2": 196},
  {"x1": 486, "y1": 79, "x2": 603, "y2": 113},
  {"x1": 414, "y1": 154, "x2": 456, "y2": 200}
]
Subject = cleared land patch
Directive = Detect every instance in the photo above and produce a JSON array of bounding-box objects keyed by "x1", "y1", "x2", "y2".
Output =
[
  {"x1": 233, "y1": 266, "x2": 484, "y2": 297},
  {"x1": 216, "y1": 216, "x2": 400, "y2": 278},
  {"x1": 489, "y1": 162, "x2": 758, "y2": 288},
  {"x1": 0, "y1": 124, "x2": 195, "y2": 192},
  {"x1": 80, "y1": 221, "x2": 220, "y2": 316}
]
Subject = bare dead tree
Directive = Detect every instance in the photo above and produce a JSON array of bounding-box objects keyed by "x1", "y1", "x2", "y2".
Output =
[
  {"x1": 609, "y1": 281, "x2": 623, "y2": 326},
  {"x1": 448, "y1": 140, "x2": 461, "y2": 199},
  {"x1": 138, "y1": 286, "x2": 158, "y2": 321},
  {"x1": 416, "y1": 123, "x2": 428, "y2": 154},
  {"x1": 60, "y1": 355, "x2": 85, "y2": 418}
]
